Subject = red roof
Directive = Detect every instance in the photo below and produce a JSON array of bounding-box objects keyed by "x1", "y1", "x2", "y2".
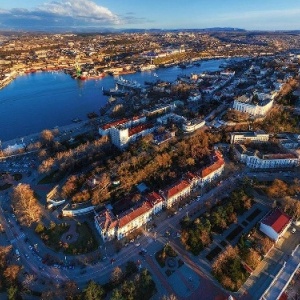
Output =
[
  {"x1": 128, "y1": 123, "x2": 153, "y2": 137},
  {"x1": 145, "y1": 191, "x2": 163, "y2": 206},
  {"x1": 200, "y1": 150, "x2": 224, "y2": 178},
  {"x1": 162, "y1": 180, "x2": 190, "y2": 199},
  {"x1": 118, "y1": 202, "x2": 152, "y2": 228},
  {"x1": 101, "y1": 118, "x2": 128, "y2": 130},
  {"x1": 183, "y1": 171, "x2": 197, "y2": 182},
  {"x1": 262, "y1": 208, "x2": 291, "y2": 234}
]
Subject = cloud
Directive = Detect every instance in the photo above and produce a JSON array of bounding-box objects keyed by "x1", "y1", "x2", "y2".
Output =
[{"x1": 0, "y1": 0, "x2": 121, "y2": 31}]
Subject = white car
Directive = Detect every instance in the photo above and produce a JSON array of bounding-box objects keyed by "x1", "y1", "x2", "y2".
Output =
[{"x1": 291, "y1": 228, "x2": 296, "y2": 234}]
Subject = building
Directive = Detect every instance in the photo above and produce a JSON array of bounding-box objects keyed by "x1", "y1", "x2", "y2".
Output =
[
  {"x1": 198, "y1": 150, "x2": 225, "y2": 186},
  {"x1": 230, "y1": 131, "x2": 269, "y2": 144},
  {"x1": 233, "y1": 94, "x2": 274, "y2": 117},
  {"x1": 110, "y1": 122, "x2": 155, "y2": 149},
  {"x1": 144, "y1": 191, "x2": 164, "y2": 214},
  {"x1": 95, "y1": 192, "x2": 163, "y2": 241},
  {"x1": 234, "y1": 144, "x2": 299, "y2": 169},
  {"x1": 117, "y1": 201, "x2": 153, "y2": 240},
  {"x1": 182, "y1": 118, "x2": 205, "y2": 133},
  {"x1": 259, "y1": 208, "x2": 292, "y2": 242},
  {"x1": 143, "y1": 104, "x2": 175, "y2": 116},
  {"x1": 98, "y1": 116, "x2": 146, "y2": 137},
  {"x1": 160, "y1": 180, "x2": 191, "y2": 208},
  {"x1": 95, "y1": 209, "x2": 118, "y2": 241}
]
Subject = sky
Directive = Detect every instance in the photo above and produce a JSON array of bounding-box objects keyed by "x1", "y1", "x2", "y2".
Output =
[{"x1": 1, "y1": 0, "x2": 300, "y2": 31}]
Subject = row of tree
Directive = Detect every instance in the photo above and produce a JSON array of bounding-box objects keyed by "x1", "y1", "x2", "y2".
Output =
[
  {"x1": 181, "y1": 189, "x2": 253, "y2": 255},
  {"x1": 0, "y1": 245, "x2": 22, "y2": 299}
]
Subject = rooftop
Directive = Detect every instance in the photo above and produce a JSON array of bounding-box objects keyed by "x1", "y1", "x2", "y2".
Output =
[
  {"x1": 161, "y1": 179, "x2": 190, "y2": 199},
  {"x1": 261, "y1": 208, "x2": 291, "y2": 234}
]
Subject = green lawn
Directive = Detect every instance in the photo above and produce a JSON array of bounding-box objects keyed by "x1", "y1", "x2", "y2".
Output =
[{"x1": 64, "y1": 222, "x2": 98, "y2": 255}]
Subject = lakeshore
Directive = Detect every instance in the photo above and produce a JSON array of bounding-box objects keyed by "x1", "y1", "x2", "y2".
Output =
[{"x1": 0, "y1": 58, "x2": 229, "y2": 142}]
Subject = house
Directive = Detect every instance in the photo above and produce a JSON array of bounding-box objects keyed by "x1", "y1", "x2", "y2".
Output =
[
  {"x1": 145, "y1": 191, "x2": 164, "y2": 215},
  {"x1": 160, "y1": 180, "x2": 191, "y2": 208},
  {"x1": 198, "y1": 150, "x2": 225, "y2": 186},
  {"x1": 95, "y1": 192, "x2": 163, "y2": 241},
  {"x1": 116, "y1": 201, "x2": 153, "y2": 240},
  {"x1": 260, "y1": 208, "x2": 292, "y2": 242},
  {"x1": 94, "y1": 209, "x2": 118, "y2": 241}
]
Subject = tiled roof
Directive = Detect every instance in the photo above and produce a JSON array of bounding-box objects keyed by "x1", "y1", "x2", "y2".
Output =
[
  {"x1": 145, "y1": 191, "x2": 163, "y2": 205},
  {"x1": 101, "y1": 118, "x2": 128, "y2": 130},
  {"x1": 95, "y1": 209, "x2": 117, "y2": 232},
  {"x1": 262, "y1": 208, "x2": 291, "y2": 234},
  {"x1": 161, "y1": 180, "x2": 190, "y2": 200},
  {"x1": 200, "y1": 150, "x2": 224, "y2": 178},
  {"x1": 128, "y1": 123, "x2": 153, "y2": 137},
  {"x1": 118, "y1": 202, "x2": 152, "y2": 229}
]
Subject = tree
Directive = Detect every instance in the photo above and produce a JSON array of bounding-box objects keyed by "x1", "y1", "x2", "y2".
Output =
[
  {"x1": 40, "y1": 129, "x2": 54, "y2": 145},
  {"x1": 11, "y1": 184, "x2": 42, "y2": 226},
  {"x1": 84, "y1": 280, "x2": 105, "y2": 300},
  {"x1": 244, "y1": 249, "x2": 261, "y2": 269},
  {"x1": 4, "y1": 265, "x2": 21, "y2": 284},
  {"x1": 111, "y1": 266, "x2": 123, "y2": 286},
  {"x1": 7, "y1": 285, "x2": 18, "y2": 300},
  {"x1": 64, "y1": 280, "x2": 79, "y2": 300},
  {"x1": 125, "y1": 261, "x2": 138, "y2": 276},
  {"x1": 267, "y1": 179, "x2": 288, "y2": 198},
  {"x1": 0, "y1": 245, "x2": 12, "y2": 268},
  {"x1": 161, "y1": 295, "x2": 178, "y2": 300},
  {"x1": 110, "y1": 288, "x2": 124, "y2": 300}
]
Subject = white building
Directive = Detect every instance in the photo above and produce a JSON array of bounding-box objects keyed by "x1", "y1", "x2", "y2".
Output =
[
  {"x1": 95, "y1": 192, "x2": 163, "y2": 241},
  {"x1": 198, "y1": 150, "x2": 225, "y2": 186},
  {"x1": 160, "y1": 180, "x2": 191, "y2": 208},
  {"x1": 230, "y1": 131, "x2": 269, "y2": 144},
  {"x1": 98, "y1": 116, "x2": 146, "y2": 137},
  {"x1": 95, "y1": 209, "x2": 118, "y2": 241},
  {"x1": 233, "y1": 94, "x2": 274, "y2": 117},
  {"x1": 234, "y1": 145, "x2": 299, "y2": 169},
  {"x1": 110, "y1": 123, "x2": 155, "y2": 149},
  {"x1": 182, "y1": 118, "x2": 205, "y2": 133},
  {"x1": 117, "y1": 201, "x2": 153, "y2": 240},
  {"x1": 260, "y1": 208, "x2": 292, "y2": 242}
]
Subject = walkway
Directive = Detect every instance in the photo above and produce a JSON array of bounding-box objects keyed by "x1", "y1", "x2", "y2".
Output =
[{"x1": 261, "y1": 244, "x2": 300, "y2": 300}]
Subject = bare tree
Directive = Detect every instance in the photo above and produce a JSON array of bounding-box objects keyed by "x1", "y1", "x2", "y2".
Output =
[
  {"x1": 11, "y1": 184, "x2": 42, "y2": 226},
  {"x1": 4, "y1": 265, "x2": 21, "y2": 284},
  {"x1": 41, "y1": 129, "x2": 54, "y2": 145}
]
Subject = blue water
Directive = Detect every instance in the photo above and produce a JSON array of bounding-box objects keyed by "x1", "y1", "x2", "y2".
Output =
[{"x1": 0, "y1": 58, "x2": 229, "y2": 141}]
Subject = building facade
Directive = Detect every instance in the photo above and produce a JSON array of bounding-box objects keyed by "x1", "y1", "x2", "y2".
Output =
[
  {"x1": 233, "y1": 94, "x2": 273, "y2": 117},
  {"x1": 230, "y1": 131, "x2": 269, "y2": 144}
]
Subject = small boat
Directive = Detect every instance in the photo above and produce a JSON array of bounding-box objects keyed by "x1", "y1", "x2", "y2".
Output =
[{"x1": 72, "y1": 118, "x2": 82, "y2": 123}]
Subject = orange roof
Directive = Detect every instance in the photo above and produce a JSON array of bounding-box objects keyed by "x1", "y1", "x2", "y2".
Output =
[
  {"x1": 183, "y1": 171, "x2": 197, "y2": 182},
  {"x1": 118, "y1": 202, "x2": 152, "y2": 228},
  {"x1": 145, "y1": 191, "x2": 163, "y2": 205},
  {"x1": 200, "y1": 150, "x2": 224, "y2": 178},
  {"x1": 200, "y1": 160, "x2": 224, "y2": 178},
  {"x1": 95, "y1": 209, "x2": 117, "y2": 232},
  {"x1": 128, "y1": 123, "x2": 153, "y2": 137},
  {"x1": 162, "y1": 180, "x2": 190, "y2": 199},
  {"x1": 101, "y1": 118, "x2": 128, "y2": 130}
]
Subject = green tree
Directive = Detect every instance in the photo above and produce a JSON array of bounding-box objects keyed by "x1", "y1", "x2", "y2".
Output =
[
  {"x1": 84, "y1": 280, "x2": 105, "y2": 300},
  {"x1": 7, "y1": 285, "x2": 18, "y2": 300}
]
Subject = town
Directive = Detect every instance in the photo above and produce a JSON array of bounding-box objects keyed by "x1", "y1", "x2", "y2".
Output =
[{"x1": 0, "y1": 30, "x2": 300, "y2": 300}]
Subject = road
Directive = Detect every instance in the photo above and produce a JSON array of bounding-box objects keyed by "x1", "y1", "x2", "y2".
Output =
[{"x1": 1, "y1": 168, "x2": 299, "y2": 298}]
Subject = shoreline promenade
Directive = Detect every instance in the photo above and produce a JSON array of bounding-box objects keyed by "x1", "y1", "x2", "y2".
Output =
[{"x1": 1, "y1": 120, "x2": 92, "y2": 151}]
